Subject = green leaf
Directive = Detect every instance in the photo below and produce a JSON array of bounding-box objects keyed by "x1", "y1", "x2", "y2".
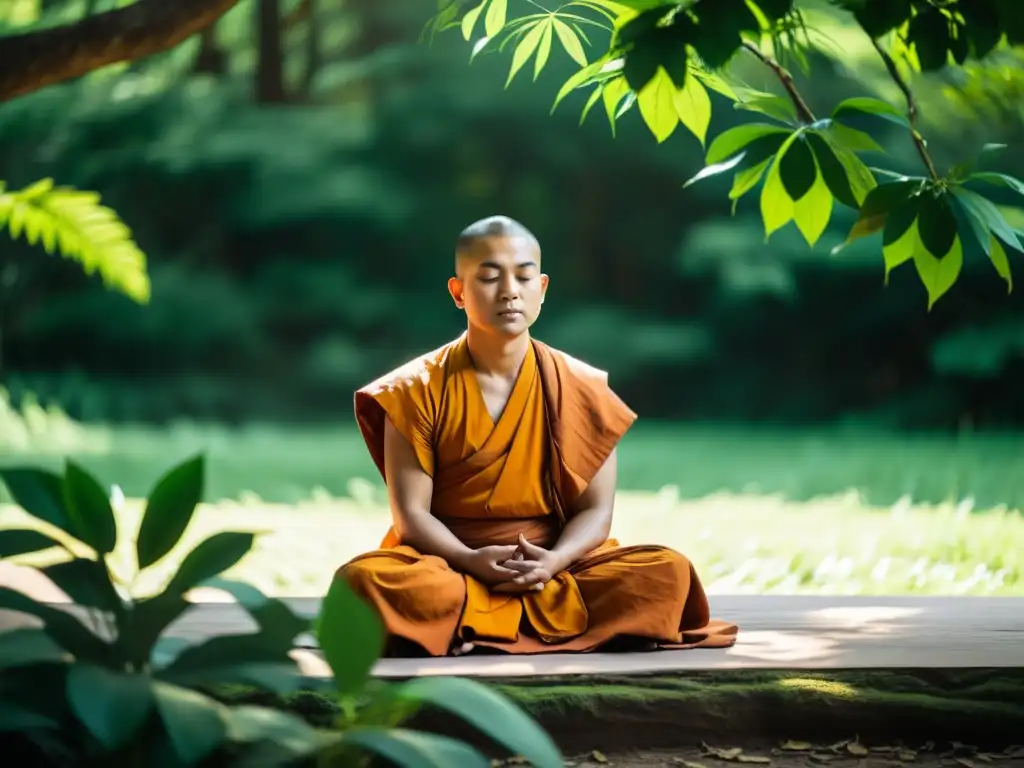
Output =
[
  {"x1": 484, "y1": 0, "x2": 507, "y2": 37},
  {"x1": 952, "y1": 187, "x2": 1020, "y2": 252},
  {"x1": 730, "y1": 157, "x2": 773, "y2": 207},
  {"x1": 917, "y1": 192, "x2": 957, "y2": 258},
  {"x1": 342, "y1": 727, "x2": 489, "y2": 768},
  {"x1": 734, "y1": 90, "x2": 798, "y2": 124},
  {"x1": 690, "y1": 0, "x2": 759, "y2": 68},
  {"x1": 882, "y1": 213, "x2": 918, "y2": 282},
  {"x1": 162, "y1": 661, "x2": 303, "y2": 694},
  {"x1": 318, "y1": 575, "x2": 384, "y2": 697},
  {"x1": 67, "y1": 665, "x2": 154, "y2": 751},
  {"x1": 552, "y1": 57, "x2": 608, "y2": 111},
  {"x1": 152, "y1": 682, "x2": 229, "y2": 766},
  {"x1": 852, "y1": 0, "x2": 911, "y2": 38},
  {"x1": 0, "y1": 628, "x2": 68, "y2": 670},
  {"x1": 534, "y1": 18, "x2": 555, "y2": 80},
  {"x1": 0, "y1": 467, "x2": 74, "y2": 538},
  {"x1": 157, "y1": 633, "x2": 293, "y2": 683},
  {"x1": 199, "y1": 577, "x2": 309, "y2": 647},
  {"x1": 602, "y1": 75, "x2": 631, "y2": 134},
  {"x1": 674, "y1": 70, "x2": 711, "y2": 145},
  {"x1": 41, "y1": 558, "x2": 121, "y2": 614},
  {"x1": 915, "y1": 234, "x2": 963, "y2": 309},
  {"x1": 827, "y1": 122, "x2": 885, "y2": 154},
  {"x1": 0, "y1": 701, "x2": 60, "y2": 733},
  {"x1": 506, "y1": 21, "x2": 546, "y2": 86},
  {"x1": 832, "y1": 97, "x2": 909, "y2": 129},
  {"x1": 760, "y1": 141, "x2": 797, "y2": 240},
  {"x1": 637, "y1": 67, "x2": 679, "y2": 143},
  {"x1": 0, "y1": 586, "x2": 109, "y2": 662},
  {"x1": 909, "y1": 6, "x2": 951, "y2": 71},
  {"x1": 706, "y1": 123, "x2": 790, "y2": 165},
  {"x1": 883, "y1": 195, "x2": 923, "y2": 251},
  {"x1": 461, "y1": 1, "x2": 486, "y2": 41},
  {"x1": 395, "y1": 677, "x2": 563, "y2": 768},
  {"x1": 846, "y1": 179, "x2": 923, "y2": 245},
  {"x1": 121, "y1": 592, "x2": 191, "y2": 667},
  {"x1": 778, "y1": 133, "x2": 816, "y2": 201},
  {"x1": 806, "y1": 132, "x2": 858, "y2": 209},
  {"x1": 793, "y1": 166, "x2": 833, "y2": 247},
  {"x1": 553, "y1": 18, "x2": 588, "y2": 67},
  {"x1": 988, "y1": 235, "x2": 1013, "y2": 292},
  {"x1": 136, "y1": 454, "x2": 205, "y2": 571},
  {"x1": 0, "y1": 528, "x2": 64, "y2": 558},
  {"x1": 166, "y1": 531, "x2": 255, "y2": 594},
  {"x1": 753, "y1": 0, "x2": 795, "y2": 21},
  {"x1": 580, "y1": 84, "x2": 604, "y2": 125},
  {"x1": 962, "y1": 1, "x2": 1002, "y2": 58},
  {"x1": 968, "y1": 172, "x2": 1024, "y2": 198},
  {"x1": 61, "y1": 461, "x2": 116, "y2": 555}
]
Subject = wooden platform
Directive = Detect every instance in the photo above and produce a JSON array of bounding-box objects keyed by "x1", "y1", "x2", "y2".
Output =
[{"x1": 161, "y1": 595, "x2": 1024, "y2": 679}]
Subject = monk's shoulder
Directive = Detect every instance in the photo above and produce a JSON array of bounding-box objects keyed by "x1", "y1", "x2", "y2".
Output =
[
  {"x1": 537, "y1": 341, "x2": 612, "y2": 388},
  {"x1": 356, "y1": 340, "x2": 456, "y2": 409}
]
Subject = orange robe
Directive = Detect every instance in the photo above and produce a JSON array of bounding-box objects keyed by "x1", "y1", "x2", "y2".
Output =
[{"x1": 338, "y1": 335, "x2": 737, "y2": 656}]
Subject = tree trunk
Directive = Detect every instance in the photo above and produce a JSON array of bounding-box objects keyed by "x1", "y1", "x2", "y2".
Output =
[
  {"x1": 0, "y1": 0, "x2": 243, "y2": 103},
  {"x1": 192, "y1": 25, "x2": 227, "y2": 75},
  {"x1": 256, "y1": 0, "x2": 287, "y2": 103}
]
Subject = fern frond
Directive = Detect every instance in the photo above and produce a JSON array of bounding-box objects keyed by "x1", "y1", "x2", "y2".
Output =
[{"x1": 0, "y1": 178, "x2": 151, "y2": 304}]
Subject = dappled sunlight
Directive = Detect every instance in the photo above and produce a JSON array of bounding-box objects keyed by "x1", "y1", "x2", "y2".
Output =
[
  {"x1": 776, "y1": 677, "x2": 859, "y2": 699},
  {"x1": 807, "y1": 605, "x2": 924, "y2": 636},
  {"x1": 724, "y1": 630, "x2": 839, "y2": 664}
]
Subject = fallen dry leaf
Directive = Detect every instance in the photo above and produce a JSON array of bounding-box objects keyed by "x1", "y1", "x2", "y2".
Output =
[
  {"x1": 898, "y1": 749, "x2": 917, "y2": 762},
  {"x1": 780, "y1": 741, "x2": 812, "y2": 752},
  {"x1": 955, "y1": 759, "x2": 975, "y2": 768},
  {"x1": 976, "y1": 754, "x2": 994, "y2": 763},
  {"x1": 736, "y1": 755, "x2": 771, "y2": 764},
  {"x1": 847, "y1": 742, "x2": 869, "y2": 757},
  {"x1": 591, "y1": 750, "x2": 609, "y2": 764},
  {"x1": 672, "y1": 761, "x2": 706, "y2": 768}
]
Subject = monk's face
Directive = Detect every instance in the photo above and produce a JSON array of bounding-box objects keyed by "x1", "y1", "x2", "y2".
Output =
[{"x1": 449, "y1": 235, "x2": 549, "y2": 335}]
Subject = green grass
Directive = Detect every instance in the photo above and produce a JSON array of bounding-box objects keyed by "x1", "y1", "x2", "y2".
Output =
[{"x1": 2, "y1": 411, "x2": 1024, "y2": 597}]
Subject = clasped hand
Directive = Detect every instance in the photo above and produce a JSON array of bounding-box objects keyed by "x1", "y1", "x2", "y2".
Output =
[{"x1": 462, "y1": 534, "x2": 562, "y2": 593}]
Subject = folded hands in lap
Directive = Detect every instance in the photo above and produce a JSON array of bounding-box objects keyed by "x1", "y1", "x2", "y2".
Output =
[{"x1": 462, "y1": 534, "x2": 563, "y2": 594}]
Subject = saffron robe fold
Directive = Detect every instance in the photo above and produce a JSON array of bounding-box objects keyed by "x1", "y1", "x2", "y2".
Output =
[{"x1": 339, "y1": 334, "x2": 738, "y2": 656}]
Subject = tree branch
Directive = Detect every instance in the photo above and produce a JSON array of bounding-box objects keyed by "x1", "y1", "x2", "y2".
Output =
[
  {"x1": 870, "y1": 38, "x2": 939, "y2": 181},
  {"x1": 741, "y1": 41, "x2": 816, "y2": 123},
  {"x1": 0, "y1": 0, "x2": 243, "y2": 103}
]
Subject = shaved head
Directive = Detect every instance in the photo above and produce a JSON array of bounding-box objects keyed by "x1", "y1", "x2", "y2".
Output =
[{"x1": 455, "y1": 215, "x2": 540, "y2": 272}]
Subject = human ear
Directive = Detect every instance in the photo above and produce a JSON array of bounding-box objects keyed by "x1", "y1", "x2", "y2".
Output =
[{"x1": 447, "y1": 276, "x2": 466, "y2": 309}]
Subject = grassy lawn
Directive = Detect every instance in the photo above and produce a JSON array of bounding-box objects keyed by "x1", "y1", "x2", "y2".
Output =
[{"x1": 2, "y1": 417, "x2": 1023, "y2": 597}]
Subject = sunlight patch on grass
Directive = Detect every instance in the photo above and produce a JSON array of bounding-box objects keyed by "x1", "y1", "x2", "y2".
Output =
[{"x1": 777, "y1": 678, "x2": 859, "y2": 699}]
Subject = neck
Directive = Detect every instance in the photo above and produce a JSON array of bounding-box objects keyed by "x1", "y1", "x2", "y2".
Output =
[{"x1": 465, "y1": 325, "x2": 530, "y2": 379}]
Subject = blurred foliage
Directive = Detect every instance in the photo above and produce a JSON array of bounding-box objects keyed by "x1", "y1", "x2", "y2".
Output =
[{"x1": 0, "y1": 0, "x2": 1023, "y2": 430}]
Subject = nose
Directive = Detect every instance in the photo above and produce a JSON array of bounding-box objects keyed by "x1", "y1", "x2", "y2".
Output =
[{"x1": 498, "y1": 274, "x2": 519, "y2": 301}]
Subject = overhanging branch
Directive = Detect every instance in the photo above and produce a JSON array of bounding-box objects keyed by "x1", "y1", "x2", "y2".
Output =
[{"x1": 0, "y1": 0, "x2": 243, "y2": 103}]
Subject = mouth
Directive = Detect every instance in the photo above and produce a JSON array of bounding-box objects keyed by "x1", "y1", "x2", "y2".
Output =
[{"x1": 497, "y1": 309, "x2": 523, "y2": 317}]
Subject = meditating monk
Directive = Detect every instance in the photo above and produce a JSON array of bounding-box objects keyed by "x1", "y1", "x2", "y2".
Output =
[{"x1": 338, "y1": 215, "x2": 737, "y2": 657}]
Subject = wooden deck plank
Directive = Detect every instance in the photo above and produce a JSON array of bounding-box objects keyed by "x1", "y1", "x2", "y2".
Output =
[
  {"x1": 4, "y1": 594, "x2": 1022, "y2": 679},
  {"x1": 168, "y1": 595, "x2": 1024, "y2": 678}
]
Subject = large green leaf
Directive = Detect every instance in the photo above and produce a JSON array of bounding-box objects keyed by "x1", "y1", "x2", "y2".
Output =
[
  {"x1": 40, "y1": 558, "x2": 121, "y2": 615},
  {"x1": 962, "y1": 1, "x2": 1004, "y2": 58},
  {"x1": 832, "y1": 96, "x2": 909, "y2": 129},
  {"x1": 506, "y1": 19, "x2": 549, "y2": 86},
  {"x1": 851, "y1": 0, "x2": 912, "y2": 38},
  {"x1": 394, "y1": 676, "x2": 563, "y2": 768},
  {"x1": 793, "y1": 169, "x2": 833, "y2": 248},
  {"x1": 317, "y1": 575, "x2": 384, "y2": 697},
  {"x1": 0, "y1": 468, "x2": 73, "y2": 538},
  {"x1": 0, "y1": 701, "x2": 60, "y2": 733},
  {"x1": 0, "y1": 627, "x2": 68, "y2": 670},
  {"x1": 916, "y1": 192, "x2": 957, "y2": 258},
  {"x1": 689, "y1": 0, "x2": 759, "y2": 68},
  {"x1": 753, "y1": 0, "x2": 795, "y2": 21},
  {"x1": 151, "y1": 681, "x2": 229, "y2": 765},
  {"x1": 705, "y1": 123, "x2": 791, "y2": 165},
  {"x1": 484, "y1": 0, "x2": 507, "y2": 37},
  {"x1": 953, "y1": 187, "x2": 1023, "y2": 249},
  {"x1": 341, "y1": 727, "x2": 489, "y2": 768},
  {"x1": 968, "y1": 172, "x2": 1024, "y2": 198},
  {"x1": 841, "y1": 179, "x2": 923, "y2": 247},
  {"x1": 0, "y1": 586, "x2": 109, "y2": 662},
  {"x1": 199, "y1": 578, "x2": 309, "y2": 647},
  {"x1": 60, "y1": 461, "x2": 116, "y2": 555},
  {"x1": 760, "y1": 145, "x2": 796, "y2": 239},
  {"x1": 674, "y1": 70, "x2": 711, "y2": 145},
  {"x1": 908, "y1": 5, "x2": 951, "y2": 71},
  {"x1": 914, "y1": 234, "x2": 963, "y2": 309},
  {"x1": 156, "y1": 633, "x2": 293, "y2": 686},
  {"x1": 166, "y1": 531, "x2": 255, "y2": 594},
  {"x1": 120, "y1": 592, "x2": 191, "y2": 667},
  {"x1": 806, "y1": 132, "x2": 858, "y2": 209},
  {"x1": 226, "y1": 705, "x2": 333, "y2": 755},
  {"x1": 882, "y1": 214, "x2": 918, "y2": 282},
  {"x1": 0, "y1": 528, "x2": 64, "y2": 558},
  {"x1": 637, "y1": 67, "x2": 680, "y2": 143},
  {"x1": 66, "y1": 664, "x2": 154, "y2": 751},
  {"x1": 988, "y1": 236, "x2": 1014, "y2": 293},
  {"x1": 778, "y1": 133, "x2": 816, "y2": 201},
  {"x1": 136, "y1": 454, "x2": 205, "y2": 571}
]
